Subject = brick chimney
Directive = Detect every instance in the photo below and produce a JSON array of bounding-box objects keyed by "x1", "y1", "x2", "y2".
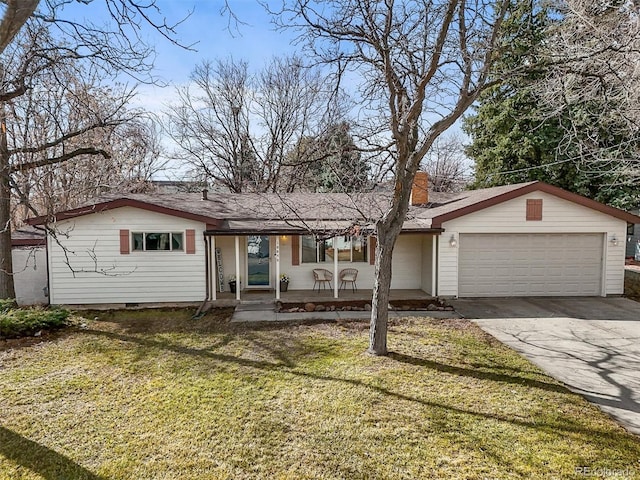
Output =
[
  {"x1": 201, "y1": 188, "x2": 208, "y2": 201},
  {"x1": 410, "y1": 171, "x2": 429, "y2": 205}
]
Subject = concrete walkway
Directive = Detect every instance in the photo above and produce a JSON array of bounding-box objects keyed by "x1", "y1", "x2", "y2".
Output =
[
  {"x1": 453, "y1": 297, "x2": 640, "y2": 435},
  {"x1": 231, "y1": 303, "x2": 461, "y2": 323}
]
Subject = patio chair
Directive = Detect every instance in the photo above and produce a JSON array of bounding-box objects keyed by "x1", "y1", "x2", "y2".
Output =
[
  {"x1": 339, "y1": 268, "x2": 359, "y2": 292},
  {"x1": 312, "y1": 268, "x2": 333, "y2": 293}
]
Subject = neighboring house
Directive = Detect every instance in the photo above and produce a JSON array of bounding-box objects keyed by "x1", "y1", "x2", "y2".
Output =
[
  {"x1": 626, "y1": 210, "x2": 640, "y2": 260},
  {"x1": 27, "y1": 175, "x2": 640, "y2": 306},
  {"x1": 12, "y1": 227, "x2": 48, "y2": 305},
  {"x1": 151, "y1": 180, "x2": 208, "y2": 193}
]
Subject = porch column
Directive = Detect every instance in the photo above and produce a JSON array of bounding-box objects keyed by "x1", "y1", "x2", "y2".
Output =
[
  {"x1": 275, "y1": 236, "x2": 280, "y2": 300},
  {"x1": 431, "y1": 234, "x2": 442, "y2": 297},
  {"x1": 431, "y1": 235, "x2": 437, "y2": 297},
  {"x1": 210, "y1": 235, "x2": 217, "y2": 301},
  {"x1": 204, "y1": 236, "x2": 210, "y2": 301},
  {"x1": 235, "y1": 235, "x2": 241, "y2": 301},
  {"x1": 334, "y1": 236, "x2": 339, "y2": 299}
]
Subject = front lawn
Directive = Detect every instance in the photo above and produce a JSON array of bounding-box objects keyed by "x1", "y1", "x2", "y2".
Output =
[{"x1": 0, "y1": 310, "x2": 638, "y2": 479}]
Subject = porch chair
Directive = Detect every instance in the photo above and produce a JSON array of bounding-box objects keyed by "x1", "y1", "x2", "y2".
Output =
[
  {"x1": 339, "y1": 268, "x2": 359, "y2": 292},
  {"x1": 312, "y1": 268, "x2": 333, "y2": 293}
]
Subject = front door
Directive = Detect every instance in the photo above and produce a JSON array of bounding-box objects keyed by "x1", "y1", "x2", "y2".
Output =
[{"x1": 247, "y1": 235, "x2": 270, "y2": 287}]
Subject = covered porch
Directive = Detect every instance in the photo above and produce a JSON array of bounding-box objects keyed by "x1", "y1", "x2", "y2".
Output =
[{"x1": 203, "y1": 229, "x2": 442, "y2": 303}]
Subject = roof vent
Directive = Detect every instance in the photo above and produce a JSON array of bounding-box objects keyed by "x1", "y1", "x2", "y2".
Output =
[
  {"x1": 410, "y1": 171, "x2": 429, "y2": 206},
  {"x1": 201, "y1": 188, "x2": 208, "y2": 201}
]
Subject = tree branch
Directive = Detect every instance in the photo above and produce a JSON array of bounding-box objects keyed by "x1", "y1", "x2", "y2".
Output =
[
  {"x1": 10, "y1": 147, "x2": 110, "y2": 173},
  {"x1": 0, "y1": 0, "x2": 39, "y2": 55}
]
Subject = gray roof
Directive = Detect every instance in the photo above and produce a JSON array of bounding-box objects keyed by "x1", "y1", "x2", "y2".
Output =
[
  {"x1": 29, "y1": 181, "x2": 640, "y2": 233},
  {"x1": 408, "y1": 182, "x2": 539, "y2": 223},
  {"x1": 12, "y1": 226, "x2": 45, "y2": 246}
]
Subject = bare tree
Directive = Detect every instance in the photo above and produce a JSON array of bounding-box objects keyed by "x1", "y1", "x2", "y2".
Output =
[
  {"x1": 540, "y1": 0, "x2": 640, "y2": 189},
  {"x1": 0, "y1": 0, "x2": 185, "y2": 299},
  {"x1": 421, "y1": 134, "x2": 470, "y2": 193},
  {"x1": 13, "y1": 115, "x2": 165, "y2": 224},
  {"x1": 254, "y1": 55, "x2": 334, "y2": 191},
  {"x1": 275, "y1": 0, "x2": 520, "y2": 355},
  {"x1": 0, "y1": 1, "x2": 186, "y2": 64},
  {"x1": 166, "y1": 55, "x2": 333, "y2": 192},
  {"x1": 166, "y1": 58, "x2": 255, "y2": 193}
]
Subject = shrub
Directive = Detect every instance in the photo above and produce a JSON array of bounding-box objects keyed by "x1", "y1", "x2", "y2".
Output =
[
  {"x1": 0, "y1": 304, "x2": 70, "y2": 339},
  {"x1": 0, "y1": 298, "x2": 17, "y2": 314}
]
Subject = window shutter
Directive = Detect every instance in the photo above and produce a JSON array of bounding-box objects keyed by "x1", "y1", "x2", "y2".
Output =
[
  {"x1": 120, "y1": 230, "x2": 130, "y2": 255},
  {"x1": 369, "y1": 236, "x2": 376, "y2": 265},
  {"x1": 291, "y1": 235, "x2": 300, "y2": 265},
  {"x1": 186, "y1": 229, "x2": 196, "y2": 254},
  {"x1": 526, "y1": 199, "x2": 543, "y2": 221}
]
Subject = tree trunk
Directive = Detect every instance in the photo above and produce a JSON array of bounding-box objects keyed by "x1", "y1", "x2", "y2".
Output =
[
  {"x1": 0, "y1": 105, "x2": 15, "y2": 299},
  {"x1": 369, "y1": 202, "x2": 408, "y2": 355},
  {"x1": 368, "y1": 231, "x2": 394, "y2": 355},
  {"x1": 368, "y1": 160, "x2": 420, "y2": 355}
]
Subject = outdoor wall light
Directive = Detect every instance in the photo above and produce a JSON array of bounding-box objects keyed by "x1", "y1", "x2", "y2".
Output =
[
  {"x1": 449, "y1": 235, "x2": 457, "y2": 248},
  {"x1": 610, "y1": 235, "x2": 619, "y2": 247}
]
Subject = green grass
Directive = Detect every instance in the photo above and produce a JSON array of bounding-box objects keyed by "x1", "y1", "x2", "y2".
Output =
[{"x1": 1, "y1": 310, "x2": 639, "y2": 479}]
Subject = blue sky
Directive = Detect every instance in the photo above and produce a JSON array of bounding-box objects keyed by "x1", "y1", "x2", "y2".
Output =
[
  {"x1": 58, "y1": 0, "x2": 303, "y2": 178},
  {"x1": 150, "y1": 2, "x2": 296, "y2": 81},
  {"x1": 128, "y1": 1, "x2": 299, "y2": 110},
  {"x1": 58, "y1": 0, "x2": 298, "y2": 110},
  {"x1": 58, "y1": 0, "x2": 469, "y2": 177}
]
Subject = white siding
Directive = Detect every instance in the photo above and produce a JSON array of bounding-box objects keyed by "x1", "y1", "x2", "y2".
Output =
[
  {"x1": 392, "y1": 234, "x2": 424, "y2": 289},
  {"x1": 278, "y1": 235, "x2": 377, "y2": 290},
  {"x1": 272, "y1": 233, "x2": 424, "y2": 291},
  {"x1": 438, "y1": 191, "x2": 627, "y2": 297},
  {"x1": 421, "y1": 235, "x2": 434, "y2": 294},
  {"x1": 215, "y1": 236, "x2": 247, "y2": 291},
  {"x1": 438, "y1": 234, "x2": 459, "y2": 296},
  {"x1": 13, "y1": 247, "x2": 48, "y2": 305},
  {"x1": 48, "y1": 207, "x2": 207, "y2": 304}
]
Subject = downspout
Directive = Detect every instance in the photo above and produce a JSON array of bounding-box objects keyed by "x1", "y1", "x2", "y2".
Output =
[
  {"x1": 195, "y1": 234, "x2": 210, "y2": 318},
  {"x1": 44, "y1": 230, "x2": 51, "y2": 305}
]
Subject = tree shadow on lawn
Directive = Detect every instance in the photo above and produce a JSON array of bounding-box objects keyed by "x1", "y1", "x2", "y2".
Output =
[
  {"x1": 0, "y1": 425, "x2": 105, "y2": 480},
  {"x1": 82, "y1": 327, "x2": 639, "y2": 443},
  {"x1": 387, "y1": 351, "x2": 568, "y2": 394},
  {"x1": 86, "y1": 308, "x2": 235, "y2": 335}
]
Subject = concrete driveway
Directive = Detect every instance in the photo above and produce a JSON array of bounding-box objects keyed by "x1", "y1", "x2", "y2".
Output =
[{"x1": 451, "y1": 297, "x2": 640, "y2": 435}]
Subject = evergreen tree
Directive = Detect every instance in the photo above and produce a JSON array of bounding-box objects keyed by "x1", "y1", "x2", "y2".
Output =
[
  {"x1": 311, "y1": 122, "x2": 369, "y2": 193},
  {"x1": 463, "y1": 2, "x2": 640, "y2": 209},
  {"x1": 285, "y1": 122, "x2": 370, "y2": 192}
]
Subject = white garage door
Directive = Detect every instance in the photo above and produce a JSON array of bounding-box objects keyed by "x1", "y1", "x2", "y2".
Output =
[{"x1": 458, "y1": 233, "x2": 603, "y2": 297}]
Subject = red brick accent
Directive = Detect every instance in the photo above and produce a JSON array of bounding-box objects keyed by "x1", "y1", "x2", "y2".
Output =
[{"x1": 410, "y1": 172, "x2": 429, "y2": 205}]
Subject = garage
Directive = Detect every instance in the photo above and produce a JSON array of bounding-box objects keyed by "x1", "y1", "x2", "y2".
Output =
[{"x1": 458, "y1": 233, "x2": 604, "y2": 297}]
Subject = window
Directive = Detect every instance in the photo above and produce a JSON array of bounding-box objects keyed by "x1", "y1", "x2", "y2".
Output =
[
  {"x1": 628, "y1": 223, "x2": 635, "y2": 236},
  {"x1": 301, "y1": 235, "x2": 367, "y2": 263},
  {"x1": 132, "y1": 232, "x2": 184, "y2": 251}
]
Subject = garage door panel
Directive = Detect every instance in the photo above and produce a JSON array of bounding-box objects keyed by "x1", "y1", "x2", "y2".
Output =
[{"x1": 459, "y1": 234, "x2": 603, "y2": 297}]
